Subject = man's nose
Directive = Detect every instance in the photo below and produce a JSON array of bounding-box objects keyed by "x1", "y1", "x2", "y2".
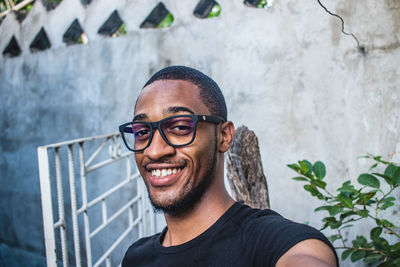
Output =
[{"x1": 143, "y1": 129, "x2": 175, "y2": 160}]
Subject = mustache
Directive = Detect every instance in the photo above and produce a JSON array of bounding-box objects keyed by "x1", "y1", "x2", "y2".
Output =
[{"x1": 143, "y1": 158, "x2": 187, "y2": 169}]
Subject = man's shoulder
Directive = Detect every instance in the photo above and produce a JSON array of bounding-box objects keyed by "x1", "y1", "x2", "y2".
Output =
[
  {"x1": 237, "y1": 204, "x2": 328, "y2": 244},
  {"x1": 233, "y1": 203, "x2": 297, "y2": 230},
  {"x1": 235, "y1": 204, "x2": 336, "y2": 266},
  {"x1": 122, "y1": 231, "x2": 161, "y2": 264}
]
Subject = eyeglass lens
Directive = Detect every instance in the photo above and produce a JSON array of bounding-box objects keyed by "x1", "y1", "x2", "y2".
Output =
[{"x1": 123, "y1": 116, "x2": 196, "y2": 151}]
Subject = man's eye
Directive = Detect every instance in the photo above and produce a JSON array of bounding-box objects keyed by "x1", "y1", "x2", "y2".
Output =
[
  {"x1": 132, "y1": 125, "x2": 151, "y2": 140},
  {"x1": 167, "y1": 123, "x2": 194, "y2": 136},
  {"x1": 135, "y1": 129, "x2": 150, "y2": 137},
  {"x1": 173, "y1": 125, "x2": 191, "y2": 131}
]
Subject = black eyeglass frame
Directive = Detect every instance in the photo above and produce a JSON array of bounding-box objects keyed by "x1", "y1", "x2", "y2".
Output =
[{"x1": 119, "y1": 114, "x2": 225, "y2": 152}]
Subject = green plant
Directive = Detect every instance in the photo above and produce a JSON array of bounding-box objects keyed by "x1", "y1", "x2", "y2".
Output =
[
  {"x1": 288, "y1": 155, "x2": 400, "y2": 266},
  {"x1": 157, "y1": 12, "x2": 174, "y2": 28},
  {"x1": 207, "y1": 4, "x2": 221, "y2": 18}
]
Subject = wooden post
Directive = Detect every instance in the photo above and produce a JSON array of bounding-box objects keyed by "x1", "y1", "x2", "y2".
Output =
[{"x1": 226, "y1": 126, "x2": 270, "y2": 209}]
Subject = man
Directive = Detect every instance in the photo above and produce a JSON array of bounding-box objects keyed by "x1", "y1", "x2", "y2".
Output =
[{"x1": 120, "y1": 66, "x2": 338, "y2": 266}]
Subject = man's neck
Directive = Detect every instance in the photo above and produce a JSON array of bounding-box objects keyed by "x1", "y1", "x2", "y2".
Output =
[{"x1": 162, "y1": 188, "x2": 234, "y2": 247}]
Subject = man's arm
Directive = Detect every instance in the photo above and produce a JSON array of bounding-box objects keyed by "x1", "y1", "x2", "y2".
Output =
[{"x1": 276, "y1": 239, "x2": 338, "y2": 267}]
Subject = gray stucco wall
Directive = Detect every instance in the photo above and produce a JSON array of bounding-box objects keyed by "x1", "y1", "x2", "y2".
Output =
[{"x1": 1, "y1": 0, "x2": 399, "y2": 266}]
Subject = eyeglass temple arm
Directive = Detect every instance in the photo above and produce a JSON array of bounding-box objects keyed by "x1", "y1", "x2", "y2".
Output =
[{"x1": 198, "y1": 115, "x2": 225, "y2": 123}]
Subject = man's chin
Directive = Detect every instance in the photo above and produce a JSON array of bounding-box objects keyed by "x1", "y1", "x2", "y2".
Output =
[{"x1": 148, "y1": 190, "x2": 203, "y2": 216}]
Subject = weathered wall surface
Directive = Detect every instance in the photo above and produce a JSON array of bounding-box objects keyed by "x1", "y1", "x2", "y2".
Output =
[{"x1": 0, "y1": 0, "x2": 399, "y2": 266}]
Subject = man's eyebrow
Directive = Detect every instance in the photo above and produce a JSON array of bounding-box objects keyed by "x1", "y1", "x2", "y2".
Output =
[
  {"x1": 166, "y1": 106, "x2": 195, "y2": 115},
  {"x1": 132, "y1": 113, "x2": 148, "y2": 121},
  {"x1": 132, "y1": 106, "x2": 195, "y2": 121}
]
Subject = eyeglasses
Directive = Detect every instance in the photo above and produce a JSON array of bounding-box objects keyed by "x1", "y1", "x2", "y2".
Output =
[{"x1": 119, "y1": 114, "x2": 225, "y2": 152}]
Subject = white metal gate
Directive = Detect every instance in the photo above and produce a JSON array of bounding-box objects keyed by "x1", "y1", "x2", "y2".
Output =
[{"x1": 37, "y1": 133, "x2": 157, "y2": 267}]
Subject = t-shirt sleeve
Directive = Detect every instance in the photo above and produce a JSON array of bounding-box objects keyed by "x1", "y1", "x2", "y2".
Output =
[{"x1": 249, "y1": 213, "x2": 337, "y2": 266}]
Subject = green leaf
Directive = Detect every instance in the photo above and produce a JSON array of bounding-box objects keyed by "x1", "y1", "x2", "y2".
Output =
[
  {"x1": 372, "y1": 155, "x2": 390, "y2": 164},
  {"x1": 356, "y1": 209, "x2": 369, "y2": 218},
  {"x1": 299, "y1": 160, "x2": 313, "y2": 175},
  {"x1": 352, "y1": 236, "x2": 368, "y2": 248},
  {"x1": 351, "y1": 250, "x2": 366, "y2": 262},
  {"x1": 315, "y1": 206, "x2": 330, "y2": 212},
  {"x1": 373, "y1": 237, "x2": 390, "y2": 253},
  {"x1": 358, "y1": 174, "x2": 380, "y2": 188},
  {"x1": 292, "y1": 176, "x2": 309, "y2": 181},
  {"x1": 315, "y1": 206, "x2": 343, "y2": 217},
  {"x1": 387, "y1": 163, "x2": 400, "y2": 185},
  {"x1": 370, "y1": 227, "x2": 383, "y2": 240},
  {"x1": 328, "y1": 234, "x2": 341, "y2": 243},
  {"x1": 322, "y1": 216, "x2": 342, "y2": 229},
  {"x1": 382, "y1": 196, "x2": 396, "y2": 203},
  {"x1": 379, "y1": 201, "x2": 395, "y2": 210},
  {"x1": 337, "y1": 180, "x2": 357, "y2": 193},
  {"x1": 338, "y1": 193, "x2": 354, "y2": 208},
  {"x1": 393, "y1": 258, "x2": 400, "y2": 267},
  {"x1": 313, "y1": 161, "x2": 326, "y2": 180},
  {"x1": 340, "y1": 210, "x2": 356, "y2": 220},
  {"x1": 304, "y1": 184, "x2": 320, "y2": 197},
  {"x1": 341, "y1": 249, "x2": 353, "y2": 260},
  {"x1": 384, "y1": 164, "x2": 397, "y2": 180},
  {"x1": 359, "y1": 191, "x2": 377, "y2": 203},
  {"x1": 384, "y1": 220, "x2": 396, "y2": 228},
  {"x1": 373, "y1": 172, "x2": 394, "y2": 186},
  {"x1": 313, "y1": 179, "x2": 327, "y2": 189},
  {"x1": 369, "y1": 162, "x2": 379, "y2": 171},
  {"x1": 378, "y1": 219, "x2": 395, "y2": 228},
  {"x1": 329, "y1": 206, "x2": 344, "y2": 217},
  {"x1": 379, "y1": 262, "x2": 395, "y2": 267},
  {"x1": 363, "y1": 253, "x2": 383, "y2": 263},
  {"x1": 287, "y1": 163, "x2": 301, "y2": 173},
  {"x1": 391, "y1": 242, "x2": 400, "y2": 252},
  {"x1": 395, "y1": 167, "x2": 400, "y2": 185}
]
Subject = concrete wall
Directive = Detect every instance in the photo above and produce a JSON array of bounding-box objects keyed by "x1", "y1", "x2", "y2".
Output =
[{"x1": 0, "y1": 0, "x2": 399, "y2": 266}]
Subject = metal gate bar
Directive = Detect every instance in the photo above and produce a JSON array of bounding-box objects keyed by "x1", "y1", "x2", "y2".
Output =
[{"x1": 38, "y1": 133, "x2": 156, "y2": 267}]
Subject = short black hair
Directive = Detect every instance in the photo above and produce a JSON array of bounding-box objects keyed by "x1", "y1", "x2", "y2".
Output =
[{"x1": 143, "y1": 66, "x2": 227, "y2": 121}]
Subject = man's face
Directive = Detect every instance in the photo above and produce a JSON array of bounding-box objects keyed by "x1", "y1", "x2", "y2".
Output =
[{"x1": 134, "y1": 80, "x2": 219, "y2": 214}]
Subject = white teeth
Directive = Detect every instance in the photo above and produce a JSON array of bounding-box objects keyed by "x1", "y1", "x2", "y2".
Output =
[{"x1": 151, "y1": 168, "x2": 180, "y2": 178}]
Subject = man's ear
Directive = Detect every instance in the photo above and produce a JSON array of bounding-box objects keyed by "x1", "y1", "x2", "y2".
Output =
[{"x1": 218, "y1": 121, "x2": 235, "y2": 153}]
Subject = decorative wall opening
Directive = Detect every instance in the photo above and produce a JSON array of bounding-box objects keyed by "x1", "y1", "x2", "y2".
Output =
[
  {"x1": 80, "y1": 0, "x2": 91, "y2": 6},
  {"x1": 244, "y1": 0, "x2": 273, "y2": 8},
  {"x1": 41, "y1": 0, "x2": 63, "y2": 11},
  {"x1": 140, "y1": 2, "x2": 174, "y2": 29},
  {"x1": 97, "y1": 10, "x2": 126, "y2": 37},
  {"x1": 29, "y1": 27, "x2": 51, "y2": 52},
  {"x1": 193, "y1": 0, "x2": 221, "y2": 19},
  {"x1": 63, "y1": 19, "x2": 88, "y2": 45},
  {"x1": 2, "y1": 35, "x2": 22, "y2": 57}
]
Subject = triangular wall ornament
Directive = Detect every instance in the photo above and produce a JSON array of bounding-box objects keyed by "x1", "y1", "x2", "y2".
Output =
[
  {"x1": 63, "y1": 19, "x2": 88, "y2": 45},
  {"x1": 41, "y1": 0, "x2": 63, "y2": 11},
  {"x1": 193, "y1": 0, "x2": 221, "y2": 19},
  {"x1": 140, "y1": 2, "x2": 174, "y2": 29},
  {"x1": 3, "y1": 35, "x2": 22, "y2": 58},
  {"x1": 29, "y1": 27, "x2": 51, "y2": 53},
  {"x1": 98, "y1": 10, "x2": 122, "y2": 36}
]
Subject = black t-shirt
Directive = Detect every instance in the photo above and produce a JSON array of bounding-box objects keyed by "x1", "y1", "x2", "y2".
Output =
[{"x1": 122, "y1": 202, "x2": 336, "y2": 266}]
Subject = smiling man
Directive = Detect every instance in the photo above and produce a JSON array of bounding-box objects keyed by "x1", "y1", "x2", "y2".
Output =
[{"x1": 120, "y1": 66, "x2": 337, "y2": 266}]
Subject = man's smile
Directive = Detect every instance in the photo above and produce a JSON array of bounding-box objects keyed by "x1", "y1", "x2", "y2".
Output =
[
  {"x1": 144, "y1": 162, "x2": 186, "y2": 187},
  {"x1": 151, "y1": 168, "x2": 182, "y2": 178}
]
